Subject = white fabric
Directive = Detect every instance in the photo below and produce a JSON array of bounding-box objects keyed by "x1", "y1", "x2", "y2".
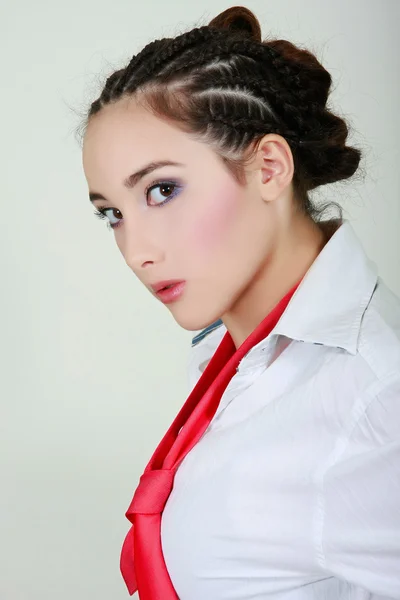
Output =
[{"x1": 160, "y1": 220, "x2": 400, "y2": 600}]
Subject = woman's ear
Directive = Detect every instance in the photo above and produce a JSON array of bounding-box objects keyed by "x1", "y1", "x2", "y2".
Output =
[{"x1": 253, "y1": 134, "x2": 295, "y2": 202}]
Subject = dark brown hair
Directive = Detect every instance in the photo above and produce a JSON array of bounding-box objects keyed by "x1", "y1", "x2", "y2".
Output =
[{"x1": 82, "y1": 6, "x2": 363, "y2": 220}]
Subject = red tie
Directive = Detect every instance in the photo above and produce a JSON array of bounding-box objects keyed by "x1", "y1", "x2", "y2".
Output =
[{"x1": 120, "y1": 282, "x2": 300, "y2": 598}]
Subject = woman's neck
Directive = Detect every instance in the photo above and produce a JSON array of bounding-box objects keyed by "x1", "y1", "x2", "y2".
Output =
[{"x1": 222, "y1": 217, "x2": 329, "y2": 349}]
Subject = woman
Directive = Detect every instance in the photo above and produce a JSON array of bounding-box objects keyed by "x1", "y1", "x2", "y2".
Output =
[{"x1": 81, "y1": 6, "x2": 400, "y2": 599}]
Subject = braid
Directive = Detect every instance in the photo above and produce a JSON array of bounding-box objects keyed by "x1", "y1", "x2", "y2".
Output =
[
  {"x1": 101, "y1": 69, "x2": 125, "y2": 103},
  {"x1": 115, "y1": 27, "x2": 227, "y2": 96},
  {"x1": 99, "y1": 24, "x2": 323, "y2": 145},
  {"x1": 112, "y1": 38, "x2": 173, "y2": 96},
  {"x1": 114, "y1": 26, "x2": 307, "y2": 105},
  {"x1": 138, "y1": 33, "x2": 323, "y2": 141},
  {"x1": 154, "y1": 36, "x2": 316, "y2": 104},
  {"x1": 197, "y1": 71, "x2": 320, "y2": 139},
  {"x1": 86, "y1": 6, "x2": 362, "y2": 209}
]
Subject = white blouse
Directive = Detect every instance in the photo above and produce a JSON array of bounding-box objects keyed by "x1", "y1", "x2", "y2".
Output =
[{"x1": 160, "y1": 220, "x2": 400, "y2": 600}]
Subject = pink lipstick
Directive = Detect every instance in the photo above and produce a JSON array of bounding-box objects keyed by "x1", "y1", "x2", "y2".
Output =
[{"x1": 151, "y1": 280, "x2": 186, "y2": 304}]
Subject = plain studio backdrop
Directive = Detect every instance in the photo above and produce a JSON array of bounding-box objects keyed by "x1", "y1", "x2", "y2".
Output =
[{"x1": 1, "y1": 0, "x2": 399, "y2": 598}]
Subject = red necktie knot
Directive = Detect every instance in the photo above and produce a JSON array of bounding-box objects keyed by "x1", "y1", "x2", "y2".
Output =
[{"x1": 126, "y1": 469, "x2": 175, "y2": 522}]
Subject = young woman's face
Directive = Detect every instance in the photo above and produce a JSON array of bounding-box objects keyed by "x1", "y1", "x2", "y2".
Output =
[{"x1": 82, "y1": 98, "x2": 282, "y2": 331}]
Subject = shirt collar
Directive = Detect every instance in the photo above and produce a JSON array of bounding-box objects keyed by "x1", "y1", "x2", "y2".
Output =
[{"x1": 270, "y1": 219, "x2": 378, "y2": 355}]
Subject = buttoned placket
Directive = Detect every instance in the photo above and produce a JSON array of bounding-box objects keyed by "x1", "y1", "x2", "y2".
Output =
[
  {"x1": 179, "y1": 335, "x2": 282, "y2": 438},
  {"x1": 208, "y1": 334, "x2": 280, "y2": 425}
]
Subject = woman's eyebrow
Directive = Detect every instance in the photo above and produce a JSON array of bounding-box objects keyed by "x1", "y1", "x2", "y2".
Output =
[
  {"x1": 89, "y1": 192, "x2": 108, "y2": 203},
  {"x1": 89, "y1": 160, "x2": 184, "y2": 203},
  {"x1": 124, "y1": 160, "x2": 184, "y2": 188}
]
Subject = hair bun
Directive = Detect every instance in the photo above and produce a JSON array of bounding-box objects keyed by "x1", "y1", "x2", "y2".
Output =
[{"x1": 208, "y1": 6, "x2": 262, "y2": 42}]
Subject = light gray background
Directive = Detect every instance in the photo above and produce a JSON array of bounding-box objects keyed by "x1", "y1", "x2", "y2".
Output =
[{"x1": 1, "y1": 1, "x2": 399, "y2": 598}]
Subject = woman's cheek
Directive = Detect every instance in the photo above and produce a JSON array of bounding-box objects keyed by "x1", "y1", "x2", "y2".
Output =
[{"x1": 185, "y1": 187, "x2": 242, "y2": 255}]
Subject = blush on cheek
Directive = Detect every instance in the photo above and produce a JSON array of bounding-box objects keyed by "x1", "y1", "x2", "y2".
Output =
[{"x1": 188, "y1": 181, "x2": 242, "y2": 253}]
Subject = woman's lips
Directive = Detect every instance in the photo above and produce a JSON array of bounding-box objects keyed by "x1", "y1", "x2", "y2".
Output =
[{"x1": 152, "y1": 281, "x2": 186, "y2": 304}]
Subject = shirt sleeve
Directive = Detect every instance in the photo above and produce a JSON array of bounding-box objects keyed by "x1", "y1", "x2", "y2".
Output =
[{"x1": 320, "y1": 373, "x2": 400, "y2": 598}]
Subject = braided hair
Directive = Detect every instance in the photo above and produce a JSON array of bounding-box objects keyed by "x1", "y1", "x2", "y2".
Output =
[{"x1": 84, "y1": 6, "x2": 362, "y2": 220}]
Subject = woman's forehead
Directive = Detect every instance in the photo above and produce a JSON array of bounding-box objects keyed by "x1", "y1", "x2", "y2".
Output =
[{"x1": 83, "y1": 105, "x2": 221, "y2": 180}]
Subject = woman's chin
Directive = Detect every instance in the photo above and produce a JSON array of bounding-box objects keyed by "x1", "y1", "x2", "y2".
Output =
[{"x1": 169, "y1": 307, "x2": 223, "y2": 333}]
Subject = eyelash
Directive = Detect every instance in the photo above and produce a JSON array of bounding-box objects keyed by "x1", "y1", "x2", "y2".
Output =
[{"x1": 93, "y1": 179, "x2": 181, "y2": 230}]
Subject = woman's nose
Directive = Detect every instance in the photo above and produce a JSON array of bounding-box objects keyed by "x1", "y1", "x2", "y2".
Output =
[{"x1": 122, "y1": 226, "x2": 165, "y2": 272}]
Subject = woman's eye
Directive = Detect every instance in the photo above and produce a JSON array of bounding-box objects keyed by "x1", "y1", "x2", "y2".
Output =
[
  {"x1": 93, "y1": 181, "x2": 182, "y2": 230},
  {"x1": 93, "y1": 207, "x2": 122, "y2": 230},
  {"x1": 146, "y1": 181, "x2": 181, "y2": 206}
]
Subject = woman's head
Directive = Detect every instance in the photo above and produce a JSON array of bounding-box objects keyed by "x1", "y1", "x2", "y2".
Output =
[{"x1": 81, "y1": 6, "x2": 362, "y2": 331}]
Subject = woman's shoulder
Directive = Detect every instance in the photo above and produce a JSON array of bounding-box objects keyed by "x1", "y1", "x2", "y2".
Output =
[{"x1": 358, "y1": 276, "x2": 400, "y2": 379}]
